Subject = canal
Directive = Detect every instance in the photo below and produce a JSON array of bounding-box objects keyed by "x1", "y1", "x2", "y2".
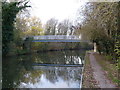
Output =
[{"x1": 2, "y1": 50, "x2": 86, "y2": 88}]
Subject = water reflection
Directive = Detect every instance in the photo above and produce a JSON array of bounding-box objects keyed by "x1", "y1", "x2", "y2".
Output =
[
  {"x1": 32, "y1": 50, "x2": 85, "y2": 65},
  {"x1": 19, "y1": 75, "x2": 79, "y2": 88},
  {"x1": 19, "y1": 66, "x2": 82, "y2": 88},
  {"x1": 2, "y1": 50, "x2": 86, "y2": 88}
]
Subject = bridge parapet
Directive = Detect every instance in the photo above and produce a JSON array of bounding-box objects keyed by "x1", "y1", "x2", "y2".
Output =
[
  {"x1": 23, "y1": 35, "x2": 91, "y2": 42},
  {"x1": 32, "y1": 35, "x2": 81, "y2": 40}
]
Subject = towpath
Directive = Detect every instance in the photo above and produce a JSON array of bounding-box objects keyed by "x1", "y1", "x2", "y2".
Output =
[{"x1": 89, "y1": 52, "x2": 116, "y2": 88}]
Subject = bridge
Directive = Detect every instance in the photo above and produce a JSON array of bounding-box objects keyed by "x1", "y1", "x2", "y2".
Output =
[{"x1": 26, "y1": 35, "x2": 89, "y2": 42}]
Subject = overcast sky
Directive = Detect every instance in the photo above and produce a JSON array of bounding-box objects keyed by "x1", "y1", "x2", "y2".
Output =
[{"x1": 29, "y1": 0, "x2": 86, "y2": 24}]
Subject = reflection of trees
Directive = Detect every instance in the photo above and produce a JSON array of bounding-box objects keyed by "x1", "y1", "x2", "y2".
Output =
[
  {"x1": 20, "y1": 70, "x2": 42, "y2": 84},
  {"x1": 3, "y1": 50, "x2": 85, "y2": 88},
  {"x1": 34, "y1": 66, "x2": 82, "y2": 84},
  {"x1": 32, "y1": 50, "x2": 86, "y2": 65},
  {"x1": 2, "y1": 55, "x2": 42, "y2": 88},
  {"x1": 3, "y1": 57, "x2": 24, "y2": 88},
  {"x1": 31, "y1": 50, "x2": 85, "y2": 84}
]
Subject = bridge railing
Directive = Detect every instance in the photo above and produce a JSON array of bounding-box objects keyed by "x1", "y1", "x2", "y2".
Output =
[
  {"x1": 32, "y1": 35, "x2": 81, "y2": 40},
  {"x1": 23, "y1": 35, "x2": 91, "y2": 42}
]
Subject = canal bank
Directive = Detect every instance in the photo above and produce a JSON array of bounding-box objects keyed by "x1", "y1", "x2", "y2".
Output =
[{"x1": 82, "y1": 51, "x2": 118, "y2": 88}]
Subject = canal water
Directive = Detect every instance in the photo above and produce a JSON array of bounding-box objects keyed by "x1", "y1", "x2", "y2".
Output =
[{"x1": 2, "y1": 50, "x2": 86, "y2": 88}]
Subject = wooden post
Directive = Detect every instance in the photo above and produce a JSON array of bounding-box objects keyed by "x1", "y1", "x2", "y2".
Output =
[{"x1": 94, "y1": 42, "x2": 97, "y2": 52}]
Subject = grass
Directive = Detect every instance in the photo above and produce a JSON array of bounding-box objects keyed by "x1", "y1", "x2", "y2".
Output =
[
  {"x1": 94, "y1": 53, "x2": 119, "y2": 87},
  {"x1": 82, "y1": 52, "x2": 99, "y2": 88}
]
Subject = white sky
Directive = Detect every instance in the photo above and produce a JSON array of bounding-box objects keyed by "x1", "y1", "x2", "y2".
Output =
[{"x1": 29, "y1": 0, "x2": 86, "y2": 24}]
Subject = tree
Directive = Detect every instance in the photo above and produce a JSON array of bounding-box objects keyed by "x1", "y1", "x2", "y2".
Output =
[
  {"x1": 24, "y1": 16, "x2": 44, "y2": 36},
  {"x1": 24, "y1": 17, "x2": 44, "y2": 51},
  {"x1": 2, "y1": 1, "x2": 30, "y2": 56},
  {"x1": 44, "y1": 18, "x2": 58, "y2": 35},
  {"x1": 115, "y1": 2, "x2": 120, "y2": 72},
  {"x1": 77, "y1": 2, "x2": 118, "y2": 55},
  {"x1": 57, "y1": 19, "x2": 72, "y2": 35}
]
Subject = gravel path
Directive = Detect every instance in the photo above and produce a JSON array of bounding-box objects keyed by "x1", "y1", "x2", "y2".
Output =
[{"x1": 89, "y1": 52, "x2": 116, "y2": 88}]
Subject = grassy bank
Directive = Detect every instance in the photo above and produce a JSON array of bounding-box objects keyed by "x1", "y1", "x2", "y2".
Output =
[
  {"x1": 82, "y1": 52, "x2": 99, "y2": 88},
  {"x1": 94, "y1": 53, "x2": 119, "y2": 87}
]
